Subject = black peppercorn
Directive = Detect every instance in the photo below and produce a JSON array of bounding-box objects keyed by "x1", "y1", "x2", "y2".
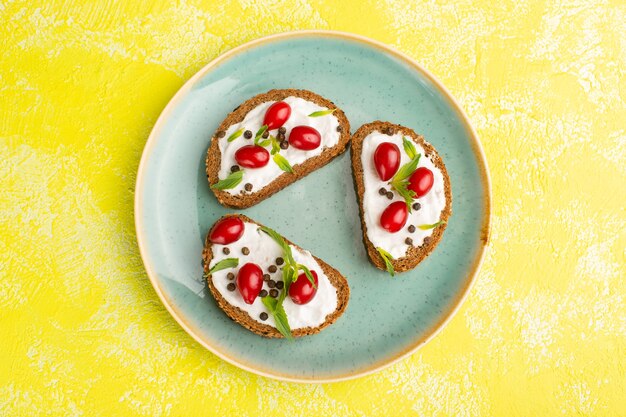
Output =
[
  {"x1": 412, "y1": 202, "x2": 421, "y2": 211},
  {"x1": 268, "y1": 265, "x2": 277, "y2": 273},
  {"x1": 259, "y1": 312, "x2": 268, "y2": 321},
  {"x1": 259, "y1": 289, "x2": 268, "y2": 298},
  {"x1": 268, "y1": 280, "x2": 276, "y2": 289},
  {"x1": 262, "y1": 130, "x2": 269, "y2": 138},
  {"x1": 276, "y1": 257, "x2": 284, "y2": 265},
  {"x1": 379, "y1": 187, "x2": 387, "y2": 195},
  {"x1": 263, "y1": 274, "x2": 270, "y2": 281},
  {"x1": 242, "y1": 247, "x2": 250, "y2": 255},
  {"x1": 230, "y1": 165, "x2": 240, "y2": 173},
  {"x1": 386, "y1": 191, "x2": 394, "y2": 200},
  {"x1": 226, "y1": 283, "x2": 236, "y2": 291},
  {"x1": 408, "y1": 225, "x2": 416, "y2": 233},
  {"x1": 275, "y1": 281, "x2": 284, "y2": 290},
  {"x1": 243, "y1": 130, "x2": 252, "y2": 139},
  {"x1": 226, "y1": 272, "x2": 235, "y2": 280},
  {"x1": 278, "y1": 127, "x2": 286, "y2": 134},
  {"x1": 270, "y1": 289, "x2": 279, "y2": 298},
  {"x1": 244, "y1": 183, "x2": 253, "y2": 192},
  {"x1": 405, "y1": 237, "x2": 413, "y2": 245},
  {"x1": 216, "y1": 130, "x2": 225, "y2": 138}
]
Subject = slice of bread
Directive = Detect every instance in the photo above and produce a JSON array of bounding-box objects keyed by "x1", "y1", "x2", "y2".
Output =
[
  {"x1": 202, "y1": 214, "x2": 350, "y2": 338},
  {"x1": 350, "y1": 121, "x2": 452, "y2": 273},
  {"x1": 206, "y1": 89, "x2": 351, "y2": 208}
]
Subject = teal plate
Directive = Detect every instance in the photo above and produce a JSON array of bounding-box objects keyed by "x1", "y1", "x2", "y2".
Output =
[{"x1": 135, "y1": 31, "x2": 490, "y2": 382}]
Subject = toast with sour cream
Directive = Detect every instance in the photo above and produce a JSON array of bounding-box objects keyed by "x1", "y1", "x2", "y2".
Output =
[
  {"x1": 202, "y1": 214, "x2": 350, "y2": 339},
  {"x1": 350, "y1": 122, "x2": 452, "y2": 275},
  {"x1": 206, "y1": 89, "x2": 351, "y2": 208}
]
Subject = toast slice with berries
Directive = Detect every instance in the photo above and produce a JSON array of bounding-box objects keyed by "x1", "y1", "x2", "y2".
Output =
[
  {"x1": 202, "y1": 214, "x2": 350, "y2": 338},
  {"x1": 206, "y1": 89, "x2": 351, "y2": 208},
  {"x1": 350, "y1": 121, "x2": 452, "y2": 275}
]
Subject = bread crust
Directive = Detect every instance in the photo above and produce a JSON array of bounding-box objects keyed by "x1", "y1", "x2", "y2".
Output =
[
  {"x1": 206, "y1": 89, "x2": 351, "y2": 208},
  {"x1": 350, "y1": 121, "x2": 452, "y2": 273},
  {"x1": 202, "y1": 214, "x2": 350, "y2": 338}
]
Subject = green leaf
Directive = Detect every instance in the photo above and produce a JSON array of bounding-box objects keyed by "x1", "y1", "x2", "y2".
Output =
[
  {"x1": 402, "y1": 136, "x2": 417, "y2": 160},
  {"x1": 277, "y1": 266, "x2": 296, "y2": 307},
  {"x1": 281, "y1": 267, "x2": 295, "y2": 294},
  {"x1": 390, "y1": 153, "x2": 421, "y2": 211},
  {"x1": 211, "y1": 170, "x2": 244, "y2": 190},
  {"x1": 208, "y1": 258, "x2": 239, "y2": 274},
  {"x1": 296, "y1": 263, "x2": 317, "y2": 289},
  {"x1": 257, "y1": 225, "x2": 300, "y2": 340},
  {"x1": 227, "y1": 128, "x2": 244, "y2": 142},
  {"x1": 257, "y1": 138, "x2": 272, "y2": 147},
  {"x1": 393, "y1": 153, "x2": 421, "y2": 182},
  {"x1": 272, "y1": 301, "x2": 293, "y2": 340},
  {"x1": 308, "y1": 108, "x2": 336, "y2": 117},
  {"x1": 270, "y1": 135, "x2": 280, "y2": 155},
  {"x1": 273, "y1": 153, "x2": 293, "y2": 173},
  {"x1": 418, "y1": 220, "x2": 446, "y2": 230},
  {"x1": 255, "y1": 225, "x2": 301, "y2": 340},
  {"x1": 376, "y1": 247, "x2": 395, "y2": 277},
  {"x1": 393, "y1": 180, "x2": 417, "y2": 212},
  {"x1": 254, "y1": 124, "x2": 268, "y2": 143},
  {"x1": 262, "y1": 295, "x2": 277, "y2": 310},
  {"x1": 262, "y1": 296, "x2": 293, "y2": 340},
  {"x1": 259, "y1": 226, "x2": 295, "y2": 267}
]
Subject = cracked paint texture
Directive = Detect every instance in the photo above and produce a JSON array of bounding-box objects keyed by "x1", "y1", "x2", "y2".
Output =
[{"x1": 1, "y1": 0, "x2": 625, "y2": 415}]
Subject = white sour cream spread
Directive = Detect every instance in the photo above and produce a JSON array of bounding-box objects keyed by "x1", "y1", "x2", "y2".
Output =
[
  {"x1": 361, "y1": 131, "x2": 447, "y2": 258},
  {"x1": 216, "y1": 96, "x2": 341, "y2": 194},
  {"x1": 208, "y1": 222, "x2": 338, "y2": 329}
]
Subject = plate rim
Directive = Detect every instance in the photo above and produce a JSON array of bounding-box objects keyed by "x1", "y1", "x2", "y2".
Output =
[{"x1": 134, "y1": 29, "x2": 492, "y2": 383}]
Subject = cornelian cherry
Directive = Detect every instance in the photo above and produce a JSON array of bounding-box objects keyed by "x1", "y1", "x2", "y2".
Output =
[
  {"x1": 288, "y1": 126, "x2": 321, "y2": 150},
  {"x1": 407, "y1": 167, "x2": 434, "y2": 197},
  {"x1": 237, "y1": 263, "x2": 263, "y2": 304},
  {"x1": 209, "y1": 217, "x2": 244, "y2": 244},
  {"x1": 263, "y1": 101, "x2": 291, "y2": 130},
  {"x1": 374, "y1": 142, "x2": 401, "y2": 181},
  {"x1": 380, "y1": 201, "x2": 408, "y2": 233},
  {"x1": 235, "y1": 145, "x2": 269, "y2": 168},
  {"x1": 289, "y1": 270, "x2": 318, "y2": 305}
]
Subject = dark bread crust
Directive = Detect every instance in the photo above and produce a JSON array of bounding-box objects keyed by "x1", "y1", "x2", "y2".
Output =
[
  {"x1": 202, "y1": 214, "x2": 350, "y2": 338},
  {"x1": 350, "y1": 122, "x2": 452, "y2": 273},
  {"x1": 206, "y1": 89, "x2": 351, "y2": 208}
]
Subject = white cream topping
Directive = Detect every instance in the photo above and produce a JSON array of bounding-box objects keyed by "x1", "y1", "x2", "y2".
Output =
[
  {"x1": 216, "y1": 96, "x2": 341, "y2": 194},
  {"x1": 361, "y1": 132, "x2": 447, "y2": 258},
  {"x1": 209, "y1": 222, "x2": 338, "y2": 329}
]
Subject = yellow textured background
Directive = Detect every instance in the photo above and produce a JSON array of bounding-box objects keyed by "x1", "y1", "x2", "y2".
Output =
[{"x1": 2, "y1": 0, "x2": 625, "y2": 415}]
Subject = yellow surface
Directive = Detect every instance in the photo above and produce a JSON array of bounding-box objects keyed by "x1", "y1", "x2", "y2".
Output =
[{"x1": 2, "y1": 0, "x2": 625, "y2": 415}]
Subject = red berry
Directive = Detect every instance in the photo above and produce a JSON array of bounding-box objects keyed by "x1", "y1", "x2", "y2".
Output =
[
  {"x1": 407, "y1": 167, "x2": 434, "y2": 197},
  {"x1": 380, "y1": 201, "x2": 408, "y2": 233},
  {"x1": 373, "y1": 142, "x2": 401, "y2": 181},
  {"x1": 234, "y1": 145, "x2": 269, "y2": 168},
  {"x1": 289, "y1": 270, "x2": 318, "y2": 305},
  {"x1": 237, "y1": 263, "x2": 263, "y2": 304},
  {"x1": 263, "y1": 101, "x2": 291, "y2": 130},
  {"x1": 288, "y1": 126, "x2": 321, "y2": 150},
  {"x1": 209, "y1": 217, "x2": 244, "y2": 244}
]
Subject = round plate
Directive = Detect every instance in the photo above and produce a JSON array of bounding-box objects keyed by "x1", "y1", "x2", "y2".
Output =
[{"x1": 135, "y1": 30, "x2": 490, "y2": 382}]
